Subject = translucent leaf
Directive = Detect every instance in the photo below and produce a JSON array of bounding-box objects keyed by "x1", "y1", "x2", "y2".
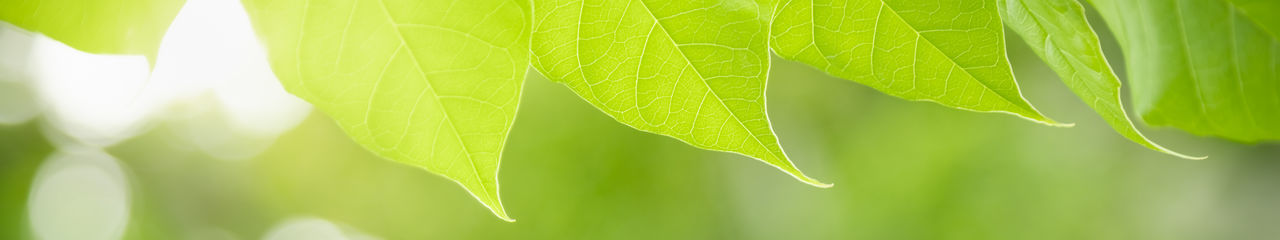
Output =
[
  {"x1": 0, "y1": 0, "x2": 184, "y2": 61},
  {"x1": 242, "y1": 0, "x2": 531, "y2": 221},
  {"x1": 530, "y1": 0, "x2": 830, "y2": 187},
  {"x1": 770, "y1": 0, "x2": 1066, "y2": 126}
]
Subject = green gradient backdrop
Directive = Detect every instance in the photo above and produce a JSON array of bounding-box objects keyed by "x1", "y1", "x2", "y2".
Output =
[{"x1": 2, "y1": 24, "x2": 1278, "y2": 240}]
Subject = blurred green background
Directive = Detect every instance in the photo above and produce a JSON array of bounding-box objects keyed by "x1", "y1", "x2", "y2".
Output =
[{"x1": 3, "y1": 14, "x2": 1279, "y2": 240}]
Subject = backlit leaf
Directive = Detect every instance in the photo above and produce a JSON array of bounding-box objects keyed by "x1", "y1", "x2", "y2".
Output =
[
  {"x1": 769, "y1": 0, "x2": 1067, "y2": 126},
  {"x1": 0, "y1": 0, "x2": 185, "y2": 61},
  {"x1": 530, "y1": 0, "x2": 830, "y2": 187},
  {"x1": 242, "y1": 0, "x2": 530, "y2": 220}
]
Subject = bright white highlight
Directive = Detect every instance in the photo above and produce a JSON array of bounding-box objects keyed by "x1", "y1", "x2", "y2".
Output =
[
  {"x1": 28, "y1": 148, "x2": 132, "y2": 240},
  {"x1": 27, "y1": 32, "x2": 157, "y2": 147},
  {"x1": 149, "y1": 0, "x2": 312, "y2": 160},
  {"x1": 4, "y1": 0, "x2": 311, "y2": 158}
]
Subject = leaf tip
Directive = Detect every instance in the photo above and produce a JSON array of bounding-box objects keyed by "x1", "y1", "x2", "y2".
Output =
[
  {"x1": 499, "y1": 216, "x2": 517, "y2": 223},
  {"x1": 487, "y1": 205, "x2": 517, "y2": 223},
  {"x1": 457, "y1": 183, "x2": 515, "y2": 222},
  {"x1": 765, "y1": 157, "x2": 833, "y2": 188},
  {"x1": 794, "y1": 175, "x2": 834, "y2": 188},
  {"x1": 1140, "y1": 138, "x2": 1206, "y2": 160},
  {"x1": 1165, "y1": 150, "x2": 1207, "y2": 160},
  {"x1": 1028, "y1": 117, "x2": 1074, "y2": 128}
]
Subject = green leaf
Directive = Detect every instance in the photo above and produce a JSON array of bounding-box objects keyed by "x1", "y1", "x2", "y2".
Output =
[
  {"x1": 0, "y1": 0, "x2": 185, "y2": 61},
  {"x1": 530, "y1": 0, "x2": 830, "y2": 187},
  {"x1": 1222, "y1": 0, "x2": 1280, "y2": 40},
  {"x1": 997, "y1": 0, "x2": 1200, "y2": 158},
  {"x1": 242, "y1": 0, "x2": 530, "y2": 221},
  {"x1": 769, "y1": 0, "x2": 1066, "y2": 126},
  {"x1": 1089, "y1": 0, "x2": 1280, "y2": 142}
]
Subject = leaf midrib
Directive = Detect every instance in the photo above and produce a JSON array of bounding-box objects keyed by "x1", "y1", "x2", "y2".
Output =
[
  {"x1": 1213, "y1": 0, "x2": 1280, "y2": 137},
  {"x1": 797, "y1": 0, "x2": 1034, "y2": 113},
  {"x1": 1170, "y1": 0, "x2": 1225, "y2": 134},
  {"x1": 372, "y1": 0, "x2": 495, "y2": 203},
  {"x1": 1006, "y1": 0, "x2": 1169, "y2": 150},
  {"x1": 876, "y1": 0, "x2": 1030, "y2": 110},
  {"x1": 633, "y1": 0, "x2": 784, "y2": 162},
  {"x1": 1220, "y1": 0, "x2": 1265, "y2": 133}
]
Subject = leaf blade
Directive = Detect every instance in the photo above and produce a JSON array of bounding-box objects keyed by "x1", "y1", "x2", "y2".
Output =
[
  {"x1": 0, "y1": 0, "x2": 185, "y2": 61},
  {"x1": 769, "y1": 0, "x2": 1066, "y2": 126},
  {"x1": 1089, "y1": 0, "x2": 1280, "y2": 142},
  {"x1": 998, "y1": 0, "x2": 1200, "y2": 158},
  {"x1": 531, "y1": 0, "x2": 829, "y2": 187},
  {"x1": 243, "y1": 0, "x2": 531, "y2": 220}
]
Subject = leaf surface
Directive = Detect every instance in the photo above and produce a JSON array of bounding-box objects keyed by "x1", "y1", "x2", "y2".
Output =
[
  {"x1": 242, "y1": 0, "x2": 530, "y2": 220},
  {"x1": 769, "y1": 0, "x2": 1065, "y2": 126},
  {"x1": 998, "y1": 0, "x2": 1199, "y2": 158},
  {"x1": 0, "y1": 0, "x2": 185, "y2": 61},
  {"x1": 1089, "y1": 0, "x2": 1280, "y2": 142},
  {"x1": 530, "y1": 0, "x2": 829, "y2": 186}
]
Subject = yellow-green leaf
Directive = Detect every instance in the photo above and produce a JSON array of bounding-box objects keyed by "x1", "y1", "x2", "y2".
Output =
[
  {"x1": 0, "y1": 0, "x2": 185, "y2": 61},
  {"x1": 530, "y1": 0, "x2": 830, "y2": 187},
  {"x1": 242, "y1": 0, "x2": 531, "y2": 221},
  {"x1": 769, "y1": 0, "x2": 1066, "y2": 126}
]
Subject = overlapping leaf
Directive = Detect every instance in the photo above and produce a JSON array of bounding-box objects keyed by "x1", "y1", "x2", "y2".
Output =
[
  {"x1": 998, "y1": 0, "x2": 1199, "y2": 158},
  {"x1": 242, "y1": 0, "x2": 530, "y2": 220},
  {"x1": 530, "y1": 0, "x2": 829, "y2": 186},
  {"x1": 769, "y1": 0, "x2": 1065, "y2": 126},
  {"x1": 0, "y1": 0, "x2": 185, "y2": 61},
  {"x1": 1089, "y1": 0, "x2": 1280, "y2": 142}
]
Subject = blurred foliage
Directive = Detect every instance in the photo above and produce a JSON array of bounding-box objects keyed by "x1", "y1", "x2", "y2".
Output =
[
  {"x1": 0, "y1": 121, "x2": 53, "y2": 240},
  {"x1": 4, "y1": 47, "x2": 1279, "y2": 239}
]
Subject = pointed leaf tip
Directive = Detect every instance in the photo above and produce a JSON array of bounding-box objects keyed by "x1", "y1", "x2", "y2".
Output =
[
  {"x1": 805, "y1": 179, "x2": 835, "y2": 189},
  {"x1": 498, "y1": 215, "x2": 516, "y2": 223},
  {"x1": 771, "y1": 0, "x2": 1063, "y2": 127},
  {"x1": 243, "y1": 0, "x2": 530, "y2": 221},
  {"x1": 1153, "y1": 145, "x2": 1206, "y2": 160},
  {"x1": 1183, "y1": 155, "x2": 1208, "y2": 160},
  {"x1": 477, "y1": 198, "x2": 515, "y2": 222},
  {"x1": 1001, "y1": 0, "x2": 1214, "y2": 157},
  {"x1": 1047, "y1": 121, "x2": 1076, "y2": 128},
  {"x1": 531, "y1": 0, "x2": 821, "y2": 190},
  {"x1": 783, "y1": 170, "x2": 832, "y2": 188}
]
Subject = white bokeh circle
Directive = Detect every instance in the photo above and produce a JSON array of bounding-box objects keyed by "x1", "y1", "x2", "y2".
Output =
[
  {"x1": 262, "y1": 217, "x2": 380, "y2": 240},
  {"x1": 27, "y1": 147, "x2": 132, "y2": 240}
]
